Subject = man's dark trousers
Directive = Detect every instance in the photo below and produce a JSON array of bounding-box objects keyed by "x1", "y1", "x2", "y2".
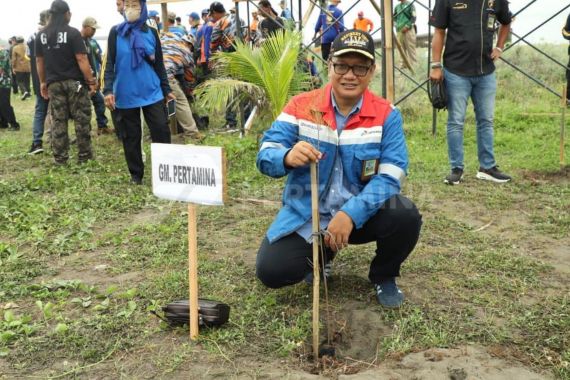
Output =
[
  {"x1": 0, "y1": 88, "x2": 18, "y2": 126},
  {"x1": 91, "y1": 91, "x2": 109, "y2": 128},
  {"x1": 321, "y1": 42, "x2": 332, "y2": 61},
  {"x1": 256, "y1": 195, "x2": 422, "y2": 288},
  {"x1": 115, "y1": 100, "x2": 171, "y2": 181},
  {"x1": 15, "y1": 72, "x2": 31, "y2": 95}
]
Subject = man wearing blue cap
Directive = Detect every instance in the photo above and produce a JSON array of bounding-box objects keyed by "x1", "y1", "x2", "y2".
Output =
[
  {"x1": 148, "y1": 10, "x2": 161, "y2": 31},
  {"x1": 188, "y1": 12, "x2": 201, "y2": 39}
]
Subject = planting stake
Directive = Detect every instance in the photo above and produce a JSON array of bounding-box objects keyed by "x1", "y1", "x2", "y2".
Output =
[
  {"x1": 310, "y1": 162, "x2": 320, "y2": 362},
  {"x1": 561, "y1": 85, "x2": 566, "y2": 168},
  {"x1": 188, "y1": 204, "x2": 199, "y2": 340}
]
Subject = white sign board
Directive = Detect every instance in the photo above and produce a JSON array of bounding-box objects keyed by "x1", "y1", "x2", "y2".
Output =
[{"x1": 151, "y1": 144, "x2": 225, "y2": 205}]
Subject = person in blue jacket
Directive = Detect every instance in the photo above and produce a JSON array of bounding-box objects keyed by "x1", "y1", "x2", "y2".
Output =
[
  {"x1": 103, "y1": 0, "x2": 173, "y2": 184},
  {"x1": 255, "y1": 30, "x2": 422, "y2": 308},
  {"x1": 314, "y1": 0, "x2": 345, "y2": 61}
]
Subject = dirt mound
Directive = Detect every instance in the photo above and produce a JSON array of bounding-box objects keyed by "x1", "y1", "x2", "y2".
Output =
[
  {"x1": 339, "y1": 346, "x2": 552, "y2": 379},
  {"x1": 337, "y1": 302, "x2": 392, "y2": 361}
]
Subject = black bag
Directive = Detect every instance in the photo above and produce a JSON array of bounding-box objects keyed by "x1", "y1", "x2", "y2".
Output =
[
  {"x1": 428, "y1": 79, "x2": 447, "y2": 110},
  {"x1": 158, "y1": 299, "x2": 230, "y2": 327}
]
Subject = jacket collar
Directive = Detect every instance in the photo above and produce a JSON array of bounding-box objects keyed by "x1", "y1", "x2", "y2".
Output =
[{"x1": 312, "y1": 84, "x2": 377, "y2": 123}]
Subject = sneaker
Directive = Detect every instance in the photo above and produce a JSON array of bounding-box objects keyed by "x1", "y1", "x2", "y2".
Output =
[
  {"x1": 304, "y1": 261, "x2": 333, "y2": 285},
  {"x1": 476, "y1": 166, "x2": 511, "y2": 183},
  {"x1": 21, "y1": 92, "x2": 31, "y2": 101},
  {"x1": 28, "y1": 142, "x2": 44, "y2": 155},
  {"x1": 444, "y1": 168, "x2": 463, "y2": 185},
  {"x1": 374, "y1": 277, "x2": 404, "y2": 308},
  {"x1": 131, "y1": 176, "x2": 143, "y2": 185}
]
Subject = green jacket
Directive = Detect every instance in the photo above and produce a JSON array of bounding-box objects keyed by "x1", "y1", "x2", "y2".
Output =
[
  {"x1": 0, "y1": 50, "x2": 12, "y2": 89},
  {"x1": 394, "y1": 1, "x2": 416, "y2": 32}
]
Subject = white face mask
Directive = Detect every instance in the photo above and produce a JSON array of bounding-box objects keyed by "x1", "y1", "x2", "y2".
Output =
[{"x1": 124, "y1": 8, "x2": 141, "y2": 22}]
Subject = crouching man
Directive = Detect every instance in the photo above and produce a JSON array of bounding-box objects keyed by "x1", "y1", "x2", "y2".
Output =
[{"x1": 255, "y1": 30, "x2": 422, "y2": 308}]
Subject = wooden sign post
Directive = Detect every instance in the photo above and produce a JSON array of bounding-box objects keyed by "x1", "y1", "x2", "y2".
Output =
[
  {"x1": 187, "y1": 204, "x2": 199, "y2": 339},
  {"x1": 382, "y1": 0, "x2": 396, "y2": 103},
  {"x1": 151, "y1": 144, "x2": 227, "y2": 340}
]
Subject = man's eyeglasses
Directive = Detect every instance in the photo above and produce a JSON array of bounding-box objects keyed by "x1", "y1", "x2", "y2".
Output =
[{"x1": 331, "y1": 62, "x2": 373, "y2": 77}]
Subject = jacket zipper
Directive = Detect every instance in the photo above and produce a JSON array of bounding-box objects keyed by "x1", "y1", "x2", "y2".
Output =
[{"x1": 480, "y1": 0, "x2": 485, "y2": 74}]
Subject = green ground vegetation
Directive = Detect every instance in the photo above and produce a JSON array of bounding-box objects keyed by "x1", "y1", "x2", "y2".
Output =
[{"x1": 0, "y1": 44, "x2": 568, "y2": 378}]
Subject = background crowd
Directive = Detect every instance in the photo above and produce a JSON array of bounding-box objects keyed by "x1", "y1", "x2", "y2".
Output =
[{"x1": 1, "y1": 0, "x2": 568, "y2": 185}]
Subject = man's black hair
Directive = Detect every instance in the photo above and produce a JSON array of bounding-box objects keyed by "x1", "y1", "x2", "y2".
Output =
[
  {"x1": 258, "y1": 0, "x2": 278, "y2": 17},
  {"x1": 44, "y1": 0, "x2": 71, "y2": 46}
]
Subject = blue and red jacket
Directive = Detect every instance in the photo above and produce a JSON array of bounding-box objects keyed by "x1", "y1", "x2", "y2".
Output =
[{"x1": 257, "y1": 84, "x2": 408, "y2": 243}]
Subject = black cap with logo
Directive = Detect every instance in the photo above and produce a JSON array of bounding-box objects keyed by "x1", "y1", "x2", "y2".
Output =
[{"x1": 331, "y1": 29, "x2": 375, "y2": 61}]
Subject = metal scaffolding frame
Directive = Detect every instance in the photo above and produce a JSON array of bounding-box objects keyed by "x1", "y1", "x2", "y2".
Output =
[{"x1": 151, "y1": 0, "x2": 570, "y2": 134}]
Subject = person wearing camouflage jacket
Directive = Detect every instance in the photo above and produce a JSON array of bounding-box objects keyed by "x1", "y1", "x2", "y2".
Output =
[{"x1": 0, "y1": 49, "x2": 20, "y2": 130}]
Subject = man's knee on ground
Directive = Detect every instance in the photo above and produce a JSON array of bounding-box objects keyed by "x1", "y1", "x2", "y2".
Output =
[{"x1": 255, "y1": 259, "x2": 289, "y2": 289}]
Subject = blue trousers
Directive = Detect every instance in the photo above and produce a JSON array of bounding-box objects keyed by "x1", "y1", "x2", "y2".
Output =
[{"x1": 444, "y1": 69, "x2": 497, "y2": 170}]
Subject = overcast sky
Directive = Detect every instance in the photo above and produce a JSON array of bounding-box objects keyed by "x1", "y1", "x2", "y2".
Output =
[{"x1": 1, "y1": 0, "x2": 568, "y2": 48}]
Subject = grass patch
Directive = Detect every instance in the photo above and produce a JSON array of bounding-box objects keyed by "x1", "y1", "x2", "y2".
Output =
[{"x1": 0, "y1": 43, "x2": 569, "y2": 378}]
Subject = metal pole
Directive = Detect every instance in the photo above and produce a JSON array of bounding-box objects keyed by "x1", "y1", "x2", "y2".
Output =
[
  {"x1": 235, "y1": 1, "x2": 243, "y2": 41},
  {"x1": 428, "y1": 0, "x2": 436, "y2": 138},
  {"x1": 499, "y1": 57, "x2": 562, "y2": 99},
  {"x1": 298, "y1": 0, "x2": 303, "y2": 31},
  {"x1": 304, "y1": 0, "x2": 361, "y2": 51},
  {"x1": 512, "y1": 0, "x2": 538, "y2": 18},
  {"x1": 247, "y1": 1, "x2": 251, "y2": 46},
  {"x1": 505, "y1": 4, "x2": 570, "y2": 52},
  {"x1": 235, "y1": 1, "x2": 246, "y2": 135},
  {"x1": 511, "y1": 32, "x2": 569, "y2": 71},
  {"x1": 395, "y1": 79, "x2": 429, "y2": 105}
]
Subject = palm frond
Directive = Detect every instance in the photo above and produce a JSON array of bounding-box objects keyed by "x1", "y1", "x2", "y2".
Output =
[
  {"x1": 194, "y1": 78, "x2": 266, "y2": 113},
  {"x1": 197, "y1": 30, "x2": 313, "y2": 123}
]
